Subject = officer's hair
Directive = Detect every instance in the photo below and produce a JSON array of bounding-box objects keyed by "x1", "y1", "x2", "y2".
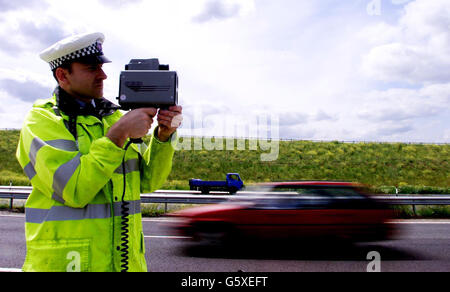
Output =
[{"x1": 52, "y1": 63, "x2": 73, "y2": 83}]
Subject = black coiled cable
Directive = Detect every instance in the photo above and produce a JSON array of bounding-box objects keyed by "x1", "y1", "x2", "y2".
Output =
[{"x1": 119, "y1": 140, "x2": 133, "y2": 272}]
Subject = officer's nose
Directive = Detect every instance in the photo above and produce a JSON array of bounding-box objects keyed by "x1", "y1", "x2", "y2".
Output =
[{"x1": 98, "y1": 68, "x2": 107, "y2": 80}]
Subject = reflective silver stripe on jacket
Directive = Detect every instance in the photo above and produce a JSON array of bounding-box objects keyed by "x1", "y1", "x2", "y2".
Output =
[
  {"x1": 29, "y1": 137, "x2": 46, "y2": 166},
  {"x1": 114, "y1": 159, "x2": 139, "y2": 174},
  {"x1": 113, "y1": 200, "x2": 141, "y2": 216},
  {"x1": 23, "y1": 163, "x2": 37, "y2": 181},
  {"x1": 25, "y1": 200, "x2": 142, "y2": 223},
  {"x1": 24, "y1": 137, "x2": 78, "y2": 180},
  {"x1": 47, "y1": 139, "x2": 78, "y2": 152},
  {"x1": 51, "y1": 153, "x2": 82, "y2": 204}
]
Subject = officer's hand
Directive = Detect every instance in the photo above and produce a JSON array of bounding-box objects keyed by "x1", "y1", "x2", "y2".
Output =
[
  {"x1": 107, "y1": 108, "x2": 157, "y2": 148},
  {"x1": 157, "y1": 105, "x2": 183, "y2": 142}
]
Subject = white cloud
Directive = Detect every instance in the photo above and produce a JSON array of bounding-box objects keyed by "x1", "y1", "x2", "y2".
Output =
[
  {"x1": 357, "y1": 85, "x2": 448, "y2": 122},
  {"x1": 362, "y1": 0, "x2": 450, "y2": 85},
  {"x1": 443, "y1": 130, "x2": 450, "y2": 142},
  {"x1": 391, "y1": 0, "x2": 413, "y2": 5},
  {"x1": 352, "y1": 82, "x2": 450, "y2": 142},
  {"x1": 314, "y1": 110, "x2": 338, "y2": 122},
  {"x1": 192, "y1": 0, "x2": 255, "y2": 23},
  {"x1": 355, "y1": 0, "x2": 450, "y2": 142},
  {"x1": 0, "y1": 91, "x2": 33, "y2": 129}
]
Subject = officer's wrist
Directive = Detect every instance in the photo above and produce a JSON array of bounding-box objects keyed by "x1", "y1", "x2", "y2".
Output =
[
  {"x1": 157, "y1": 130, "x2": 170, "y2": 142},
  {"x1": 106, "y1": 125, "x2": 128, "y2": 148},
  {"x1": 155, "y1": 126, "x2": 173, "y2": 143}
]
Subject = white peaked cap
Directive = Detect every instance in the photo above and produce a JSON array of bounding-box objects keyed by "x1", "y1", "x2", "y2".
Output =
[{"x1": 39, "y1": 32, "x2": 111, "y2": 70}]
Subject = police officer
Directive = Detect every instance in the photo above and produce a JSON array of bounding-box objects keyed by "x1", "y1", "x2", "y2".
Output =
[{"x1": 16, "y1": 32, "x2": 182, "y2": 272}]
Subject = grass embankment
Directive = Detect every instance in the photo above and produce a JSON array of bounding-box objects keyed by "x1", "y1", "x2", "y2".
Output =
[
  {"x1": 161, "y1": 137, "x2": 449, "y2": 193},
  {"x1": 1, "y1": 130, "x2": 449, "y2": 217}
]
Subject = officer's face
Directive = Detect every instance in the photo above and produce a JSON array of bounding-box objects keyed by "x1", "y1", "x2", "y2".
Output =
[{"x1": 63, "y1": 62, "x2": 108, "y2": 100}]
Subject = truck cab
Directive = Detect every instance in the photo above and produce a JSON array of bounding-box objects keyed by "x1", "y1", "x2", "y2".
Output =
[{"x1": 225, "y1": 173, "x2": 244, "y2": 193}]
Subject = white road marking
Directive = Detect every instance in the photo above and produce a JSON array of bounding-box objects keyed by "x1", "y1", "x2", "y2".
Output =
[
  {"x1": 144, "y1": 235, "x2": 190, "y2": 239},
  {"x1": 142, "y1": 217, "x2": 177, "y2": 222},
  {"x1": 0, "y1": 213, "x2": 24, "y2": 218},
  {"x1": 387, "y1": 220, "x2": 450, "y2": 224},
  {"x1": 0, "y1": 267, "x2": 22, "y2": 272}
]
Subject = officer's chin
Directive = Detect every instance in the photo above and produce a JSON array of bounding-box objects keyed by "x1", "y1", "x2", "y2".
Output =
[
  {"x1": 92, "y1": 88, "x2": 103, "y2": 99},
  {"x1": 94, "y1": 84, "x2": 104, "y2": 98}
]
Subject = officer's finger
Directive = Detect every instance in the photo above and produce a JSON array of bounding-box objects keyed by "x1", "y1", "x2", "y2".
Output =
[
  {"x1": 157, "y1": 115, "x2": 173, "y2": 126},
  {"x1": 166, "y1": 114, "x2": 182, "y2": 124},
  {"x1": 159, "y1": 113, "x2": 182, "y2": 122},
  {"x1": 167, "y1": 105, "x2": 182, "y2": 113},
  {"x1": 140, "y1": 107, "x2": 158, "y2": 117},
  {"x1": 158, "y1": 110, "x2": 176, "y2": 118},
  {"x1": 157, "y1": 119, "x2": 171, "y2": 128},
  {"x1": 159, "y1": 108, "x2": 182, "y2": 117},
  {"x1": 158, "y1": 112, "x2": 182, "y2": 122},
  {"x1": 158, "y1": 116, "x2": 181, "y2": 128}
]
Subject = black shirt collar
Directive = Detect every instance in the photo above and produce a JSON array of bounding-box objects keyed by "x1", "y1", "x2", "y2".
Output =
[{"x1": 54, "y1": 86, "x2": 119, "y2": 118}]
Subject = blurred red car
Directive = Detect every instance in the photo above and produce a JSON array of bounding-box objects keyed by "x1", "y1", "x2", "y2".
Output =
[{"x1": 166, "y1": 181, "x2": 397, "y2": 245}]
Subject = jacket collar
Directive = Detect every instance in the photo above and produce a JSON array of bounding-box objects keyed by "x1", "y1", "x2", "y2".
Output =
[{"x1": 54, "y1": 86, "x2": 120, "y2": 118}]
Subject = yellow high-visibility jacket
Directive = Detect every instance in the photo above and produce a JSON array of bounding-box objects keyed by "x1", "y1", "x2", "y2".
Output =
[{"x1": 16, "y1": 87, "x2": 175, "y2": 272}]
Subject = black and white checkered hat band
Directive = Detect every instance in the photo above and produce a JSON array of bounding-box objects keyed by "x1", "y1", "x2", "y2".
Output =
[{"x1": 49, "y1": 42, "x2": 101, "y2": 70}]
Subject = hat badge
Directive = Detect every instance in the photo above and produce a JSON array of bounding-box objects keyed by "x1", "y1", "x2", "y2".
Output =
[{"x1": 96, "y1": 41, "x2": 103, "y2": 52}]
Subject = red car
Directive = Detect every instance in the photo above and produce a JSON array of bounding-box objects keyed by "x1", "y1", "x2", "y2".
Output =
[{"x1": 166, "y1": 181, "x2": 397, "y2": 245}]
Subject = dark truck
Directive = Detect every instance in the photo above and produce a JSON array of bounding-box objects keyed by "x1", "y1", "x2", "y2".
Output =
[{"x1": 189, "y1": 173, "x2": 244, "y2": 194}]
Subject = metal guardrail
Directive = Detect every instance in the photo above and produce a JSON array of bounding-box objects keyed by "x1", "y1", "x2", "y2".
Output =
[{"x1": 1, "y1": 186, "x2": 450, "y2": 207}]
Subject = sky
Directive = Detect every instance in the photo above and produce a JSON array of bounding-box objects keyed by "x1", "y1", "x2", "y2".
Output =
[{"x1": 0, "y1": 0, "x2": 449, "y2": 143}]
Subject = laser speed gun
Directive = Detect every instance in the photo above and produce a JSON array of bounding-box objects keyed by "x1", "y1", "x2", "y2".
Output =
[{"x1": 117, "y1": 58, "x2": 178, "y2": 110}]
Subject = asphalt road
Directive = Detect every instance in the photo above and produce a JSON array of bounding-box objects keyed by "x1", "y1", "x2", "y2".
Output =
[{"x1": 1, "y1": 210, "x2": 450, "y2": 272}]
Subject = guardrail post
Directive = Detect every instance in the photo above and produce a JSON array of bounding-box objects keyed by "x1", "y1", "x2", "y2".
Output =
[{"x1": 9, "y1": 181, "x2": 13, "y2": 210}]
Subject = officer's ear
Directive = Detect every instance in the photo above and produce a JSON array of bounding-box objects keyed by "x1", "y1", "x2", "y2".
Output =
[
  {"x1": 54, "y1": 64, "x2": 72, "y2": 85},
  {"x1": 55, "y1": 67, "x2": 68, "y2": 84}
]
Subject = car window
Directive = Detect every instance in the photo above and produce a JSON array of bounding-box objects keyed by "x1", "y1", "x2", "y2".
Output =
[
  {"x1": 304, "y1": 188, "x2": 366, "y2": 199},
  {"x1": 250, "y1": 198, "x2": 305, "y2": 209},
  {"x1": 270, "y1": 187, "x2": 366, "y2": 199}
]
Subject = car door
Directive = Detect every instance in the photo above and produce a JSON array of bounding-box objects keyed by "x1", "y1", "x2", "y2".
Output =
[
  {"x1": 241, "y1": 196, "x2": 321, "y2": 239},
  {"x1": 304, "y1": 188, "x2": 371, "y2": 238}
]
